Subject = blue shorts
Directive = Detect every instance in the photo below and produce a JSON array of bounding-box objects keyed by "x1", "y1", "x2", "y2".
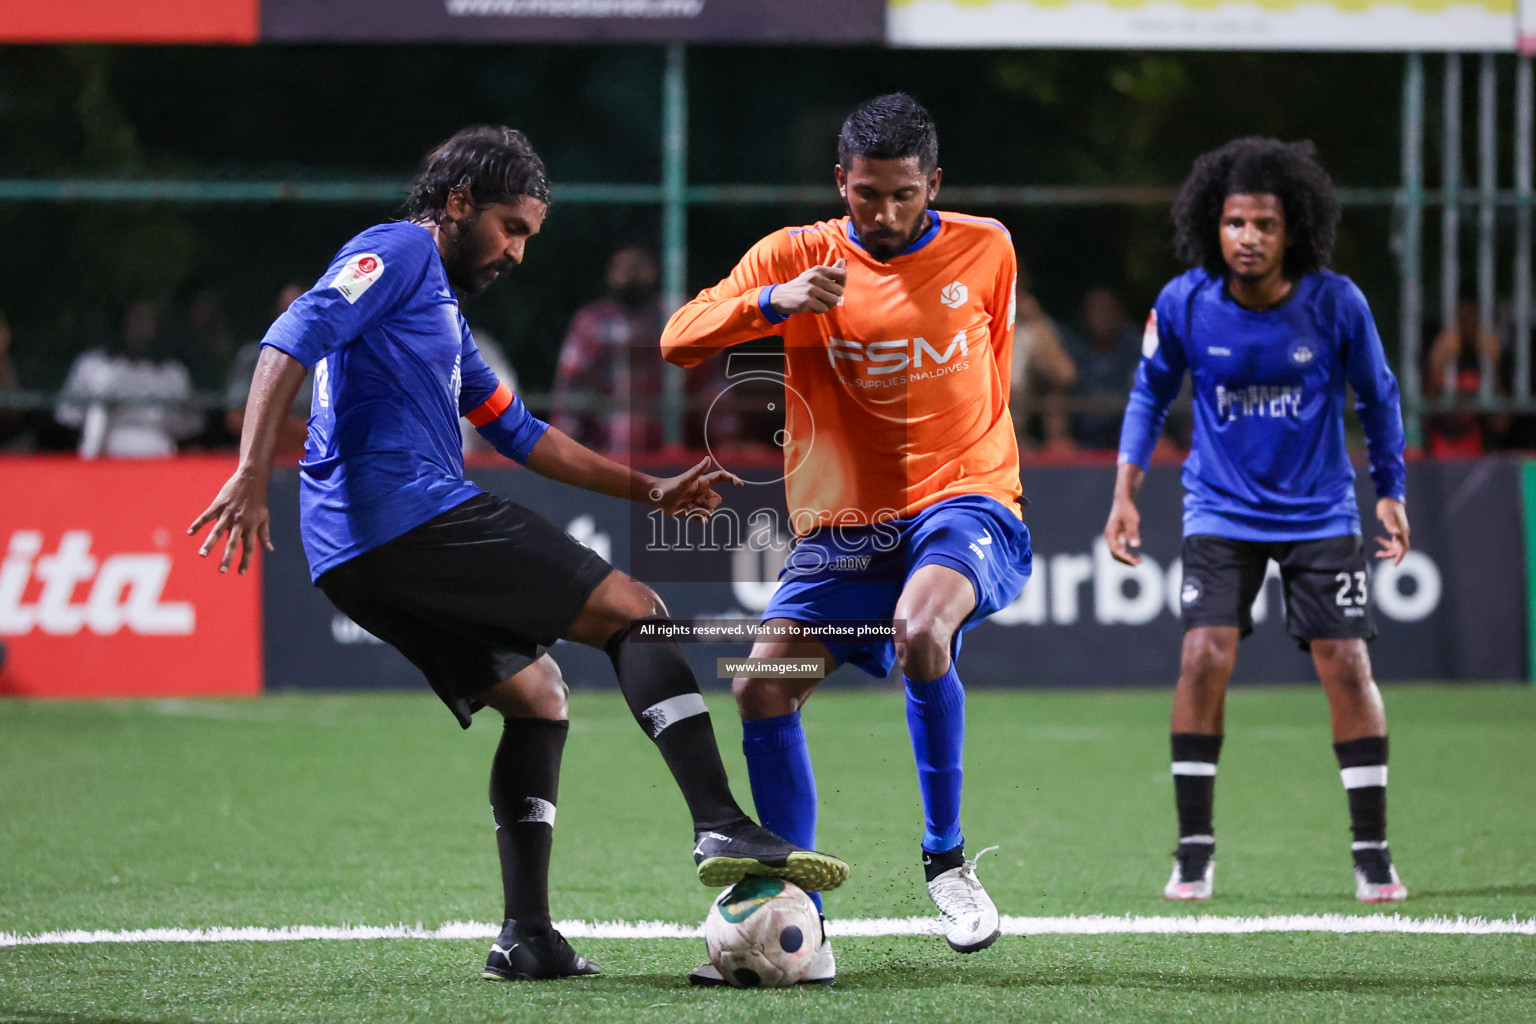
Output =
[{"x1": 761, "y1": 494, "x2": 1032, "y2": 678}]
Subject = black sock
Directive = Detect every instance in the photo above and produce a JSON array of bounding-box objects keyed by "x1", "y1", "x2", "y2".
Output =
[
  {"x1": 922, "y1": 845, "x2": 966, "y2": 883},
  {"x1": 1171, "y1": 732, "x2": 1223, "y2": 845},
  {"x1": 490, "y1": 718, "x2": 567, "y2": 929},
  {"x1": 1334, "y1": 735, "x2": 1389, "y2": 846},
  {"x1": 606, "y1": 619, "x2": 748, "y2": 831}
]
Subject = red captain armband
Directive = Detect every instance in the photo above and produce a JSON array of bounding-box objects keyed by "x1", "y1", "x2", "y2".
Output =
[{"x1": 467, "y1": 382, "x2": 514, "y2": 427}]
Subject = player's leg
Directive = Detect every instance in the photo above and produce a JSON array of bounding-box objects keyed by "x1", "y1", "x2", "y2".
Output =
[
  {"x1": 897, "y1": 497, "x2": 1032, "y2": 953},
  {"x1": 477, "y1": 656, "x2": 600, "y2": 981},
  {"x1": 689, "y1": 626, "x2": 839, "y2": 988},
  {"x1": 732, "y1": 622, "x2": 836, "y2": 916},
  {"x1": 694, "y1": 546, "x2": 907, "y2": 987},
  {"x1": 1167, "y1": 535, "x2": 1267, "y2": 899},
  {"x1": 564, "y1": 570, "x2": 848, "y2": 893},
  {"x1": 1280, "y1": 536, "x2": 1405, "y2": 902},
  {"x1": 312, "y1": 509, "x2": 600, "y2": 980},
  {"x1": 895, "y1": 563, "x2": 1004, "y2": 952},
  {"x1": 894, "y1": 563, "x2": 975, "y2": 867}
]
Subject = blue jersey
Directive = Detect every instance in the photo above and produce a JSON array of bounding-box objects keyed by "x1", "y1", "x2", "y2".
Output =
[
  {"x1": 261, "y1": 221, "x2": 548, "y2": 580},
  {"x1": 1118, "y1": 269, "x2": 1406, "y2": 541}
]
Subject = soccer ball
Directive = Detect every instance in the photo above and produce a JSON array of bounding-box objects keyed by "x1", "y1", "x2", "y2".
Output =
[{"x1": 703, "y1": 877, "x2": 820, "y2": 988}]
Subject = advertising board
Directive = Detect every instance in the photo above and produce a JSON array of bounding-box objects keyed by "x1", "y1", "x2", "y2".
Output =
[
  {"x1": 261, "y1": 0, "x2": 883, "y2": 43},
  {"x1": 262, "y1": 459, "x2": 1526, "y2": 695},
  {"x1": 0, "y1": 458, "x2": 262, "y2": 698}
]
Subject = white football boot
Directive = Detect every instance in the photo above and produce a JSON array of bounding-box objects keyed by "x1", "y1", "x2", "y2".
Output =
[
  {"x1": 1352, "y1": 843, "x2": 1408, "y2": 903},
  {"x1": 926, "y1": 846, "x2": 1001, "y2": 953},
  {"x1": 1164, "y1": 839, "x2": 1215, "y2": 900}
]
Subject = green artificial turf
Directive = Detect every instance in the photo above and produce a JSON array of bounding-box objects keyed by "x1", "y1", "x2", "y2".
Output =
[{"x1": 2, "y1": 685, "x2": 1533, "y2": 1023}]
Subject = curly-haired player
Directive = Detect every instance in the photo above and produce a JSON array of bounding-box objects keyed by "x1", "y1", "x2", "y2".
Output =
[{"x1": 1103, "y1": 137, "x2": 1410, "y2": 903}]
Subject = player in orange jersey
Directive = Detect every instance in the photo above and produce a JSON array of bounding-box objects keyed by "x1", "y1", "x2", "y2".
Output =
[{"x1": 663, "y1": 95, "x2": 1032, "y2": 981}]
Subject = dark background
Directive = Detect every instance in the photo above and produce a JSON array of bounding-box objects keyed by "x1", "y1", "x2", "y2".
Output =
[{"x1": 0, "y1": 44, "x2": 1444, "y2": 399}]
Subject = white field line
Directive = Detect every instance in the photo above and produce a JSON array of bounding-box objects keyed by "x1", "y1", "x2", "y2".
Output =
[{"x1": 2, "y1": 914, "x2": 1533, "y2": 948}]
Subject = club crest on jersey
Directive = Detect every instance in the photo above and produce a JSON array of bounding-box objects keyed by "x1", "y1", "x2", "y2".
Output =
[
  {"x1": 1288, "y1": 338, "x2": 1318, "y2": 367},
  {"x1": 1142, "y1": 311, "x2": 1160, "y2": 359},
  {"x1": 940, "y1": 281, "x2": 968, "y2": 309},
  {"x1": 331, "y1": 252, "x2": 385, "y2": 304}
]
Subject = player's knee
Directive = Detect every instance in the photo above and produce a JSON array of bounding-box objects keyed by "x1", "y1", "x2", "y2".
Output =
[
  {"x1": 619, "y1": 579, "x2": 669, "y2": 621},
  {"x1": 1314, "y1": 639, "x2": 1375, "y2": 690},
  {"x1": 732, "y1": 676, "x2": 807, "y2": 719},
  {"x1": 895, "y1": 619, "x2": 953, "y2": 681},
  {"x1": 483, "y1": 658, "x2": 568, "y2": 721},
  {"x1": 1181, "y1": 633, "x2": 1236, "y2": 686}
]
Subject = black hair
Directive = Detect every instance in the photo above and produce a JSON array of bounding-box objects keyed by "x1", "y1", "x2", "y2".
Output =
[
  {"x1": 404, "y1": 125, "x2": 551, "y2": 222},
  {"x1": 1171, "y1": 137, "x2": 1339, "y2": 279},
  {"x1": 837, "y1": 93, "x2": 939, "y2": 174}
]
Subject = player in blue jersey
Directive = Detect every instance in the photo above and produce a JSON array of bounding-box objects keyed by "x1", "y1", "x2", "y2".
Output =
[
  {"x1": 188, "y1": 126, "x2": 848, "y2": 982},
  {"x1": 1103, "y1": 138, "x2": 1410, "y2": 904}
]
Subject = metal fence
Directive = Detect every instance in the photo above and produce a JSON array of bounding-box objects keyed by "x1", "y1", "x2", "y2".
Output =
[{"x1": 1, "y1": 48, "x2": 1532, "y2": 447}]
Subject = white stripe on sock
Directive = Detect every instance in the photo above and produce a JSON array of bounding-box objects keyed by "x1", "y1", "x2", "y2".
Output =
[
  {"x1": 1172, "y1": 761, "x2": 1218, "y2": 776},
  {"x1": 640, "y1": 693, "x2": 708, "y2": 737},
  {"x1": 1341, "y1": 765, "x2": 1388, "y2": 789},
  {"x1": 1178, "y1": 835, "x2": 1215, "y2": 845},
  {"x1": 1351, "y1": 840, "x2": 1390, "y2": 851},
  {"x1": 518, "y1": 797, "x2": 556, "y2": 826}
]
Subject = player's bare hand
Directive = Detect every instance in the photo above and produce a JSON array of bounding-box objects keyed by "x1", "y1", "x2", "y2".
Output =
[
  {"x1": 1103, "y1": 498, "x2": 1143, "y2": 566},
  {"x1": 646, "y1": 458, "x2": 744, "y2": 520},
  {"x1": 1374, "y1": 497, "x2": 1410, "y2": 566},
  {"x1": 770, "y1": 259, "x2": 846, "y2": 317},
  {"x1": 188, "y1": 469, "x2": 273, "y2": 575}
]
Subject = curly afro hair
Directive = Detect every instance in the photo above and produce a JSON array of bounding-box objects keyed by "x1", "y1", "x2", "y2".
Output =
[{"x1": 1171, "y1": 137, "x2": 1339, "y2": 280}]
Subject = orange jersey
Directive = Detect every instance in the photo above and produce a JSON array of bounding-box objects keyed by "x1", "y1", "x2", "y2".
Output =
[{"x1": 661, "y1": 211, "x2": 1021, "y2": 534}]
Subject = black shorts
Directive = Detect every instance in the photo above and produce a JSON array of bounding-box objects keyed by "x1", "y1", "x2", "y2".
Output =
[
  {"x1": 316, "y1": 492, "x2": 613, "y2": 728},
  {"x1": 1178, "y1": 533, "x2": 1377, "y2": 650}
]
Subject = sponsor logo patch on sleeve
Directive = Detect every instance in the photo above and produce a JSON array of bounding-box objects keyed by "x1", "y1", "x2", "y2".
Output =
[
  {"x1": 330, "y1": 252, "x2": 385, "y2": 304},
  {"x1": 1142, "y1": 310, "x2": 1159, "y2": 359}
]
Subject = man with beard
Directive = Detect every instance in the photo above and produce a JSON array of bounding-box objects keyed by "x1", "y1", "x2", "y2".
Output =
[
  {"x1": 552, "y1": 245, "x2": 666, "y2": 453},
  {"x1": 189, "y1": 125, "x2": 848, "y2": 983},
  {"x1": 663, "y1": 94, "x2": 1030, "y2": 982},
  {"x1": 1102, "y1": 137, "x2": 1409, "y2": 904}
]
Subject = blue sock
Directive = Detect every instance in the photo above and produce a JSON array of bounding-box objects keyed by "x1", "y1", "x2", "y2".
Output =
[
  {"x1": 905, "y1": 664, "x2": 966, "y2": 854},
  {"x1": 741, "y1": 711, "x2": 822, "y2": 914}
]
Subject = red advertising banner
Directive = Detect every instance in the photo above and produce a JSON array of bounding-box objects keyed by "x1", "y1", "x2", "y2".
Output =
[
  {"x1": 0, "y1": 458, "x2": 261, "y2": 698},
  {"x1": 0, "y1": 1, "x2": 259, "y2": 44}
]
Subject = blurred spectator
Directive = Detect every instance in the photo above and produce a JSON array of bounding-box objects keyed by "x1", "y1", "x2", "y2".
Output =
[
  {"x1": 1008, "y1": 267, "x2": 1076, "y2": 451},
  {"x1": 551, "y1": 245, "x2": 674, "y2": 454},
  {"x1": 1424, "y1": 292, "x2": 1507, "y2": 456},
  {"x1": 226, "y1": 285, "x2": 309, "y2": 455},
  {"x1": 1496, "y1": 277, "x2": 1536, "y2": 450},
  {"x1": 181, "y1": 288, "x2": 237, "y2": 390},
  {"x1": 55, "y1": 300, "x2": 202, "y2": 459},
  {"x1": 0, "y1": 311, "x2": 20, "y2": 444},
  {"x1": 1059, "y1": 286, "x2": 1142, "y2": 450}
]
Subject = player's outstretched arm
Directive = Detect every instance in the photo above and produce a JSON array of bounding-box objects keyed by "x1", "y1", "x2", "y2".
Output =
[
  {"x1": 1374, "y1": 497, "x2": 1410, "y2": 566},
  {"x1": 188, "y1": 346, "x2": 307, "y2": 574},
  {"x1": 523, "y1": 427, "x2": 742, "y2": 517},
  {"x1": 1103, "y1": 460, "x2": 1146, "y2": 567}
]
